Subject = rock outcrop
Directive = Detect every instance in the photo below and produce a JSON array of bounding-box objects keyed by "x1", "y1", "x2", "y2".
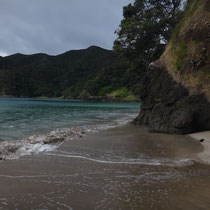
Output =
[
  {"x1": 135, "y1": 0, "x2": 210, "y2": 134},
  {"x1": 134, "y1": 62, "x2": 210, "y2": 134}
]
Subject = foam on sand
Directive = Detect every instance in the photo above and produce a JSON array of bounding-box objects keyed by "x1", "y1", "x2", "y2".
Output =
[{"x1": 46, "y1": 152, "x2": 194, "y2": 167}]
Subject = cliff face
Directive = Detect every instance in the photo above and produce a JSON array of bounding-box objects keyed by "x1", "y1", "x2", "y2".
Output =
[
  {"x1": 135, "y1": 62, "x2": 210, "y2": 134},
  {"x1": 135, "y1": 0, "x2": 210, "y2": 134}
]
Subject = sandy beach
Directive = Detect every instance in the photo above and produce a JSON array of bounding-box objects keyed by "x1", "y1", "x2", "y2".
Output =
[
  {"x1": 189, "y1": 131, "x2": 210, "y2": 164},
  {"x1": 0, "y1": 124, "x2": 210, "y2": 209}
]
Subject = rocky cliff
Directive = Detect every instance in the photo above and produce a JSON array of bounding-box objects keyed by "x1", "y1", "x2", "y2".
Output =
[{"x1": 135, "y1": 0, "x2": 210, "y2": 134}]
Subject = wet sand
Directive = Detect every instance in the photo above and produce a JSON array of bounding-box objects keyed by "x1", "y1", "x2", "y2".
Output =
[{"x1": 0, "y1": 125, "x2": 210, "y2": 210}]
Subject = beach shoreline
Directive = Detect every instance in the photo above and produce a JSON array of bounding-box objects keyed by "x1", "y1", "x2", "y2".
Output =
[
  {"x1": 0, "y1": 95, "x2": 140, "y2": 103},
  {"x1": 0, "y1": 98, "x2": 140, "y2": 160},
  {"x1": 1, "y1": 124, "x2": 209, "y2": 209}
]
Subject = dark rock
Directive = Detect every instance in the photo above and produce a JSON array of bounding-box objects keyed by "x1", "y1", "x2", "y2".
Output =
[
  {"x1": 43, "y1": 137, "x2": 64, "y2": 144},
  {"x1": 200, "y1": 139, "x2": 205, "y2": 142},
  {"x1": 134, "y1": 63, "x2": 210, "y2": 134},
  {"x1": 7, "y1": 145, "x2": 18, "y2": 153}
]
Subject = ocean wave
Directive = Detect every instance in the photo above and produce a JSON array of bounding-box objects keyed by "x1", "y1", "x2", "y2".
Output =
[{"x1": 0, "y1": 114, "x2": 136, "y2": 160}]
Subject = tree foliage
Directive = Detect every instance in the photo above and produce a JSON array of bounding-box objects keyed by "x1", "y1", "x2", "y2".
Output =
[{"x1": 114, "y1": 0, "x2": 183, "y2": 67}]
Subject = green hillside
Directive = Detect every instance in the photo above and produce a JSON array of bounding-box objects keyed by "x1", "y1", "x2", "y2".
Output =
[{"x1": 0, "y1": 46, "x2": 141, "y2": 100}]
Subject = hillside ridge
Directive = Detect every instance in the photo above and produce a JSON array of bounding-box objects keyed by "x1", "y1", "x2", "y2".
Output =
[{"x1": 0, "y1": 46, "x2": 140, "y2": 100}]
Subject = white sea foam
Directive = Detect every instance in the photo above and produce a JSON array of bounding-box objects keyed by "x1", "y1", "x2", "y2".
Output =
[{"x1": 46, "y1": 153, "x2": 194, "y2": 167}]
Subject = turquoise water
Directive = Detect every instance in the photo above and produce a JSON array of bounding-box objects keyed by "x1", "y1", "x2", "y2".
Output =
[{"x1": 0, "y1": 98, "x2": 140, "y2": 142}]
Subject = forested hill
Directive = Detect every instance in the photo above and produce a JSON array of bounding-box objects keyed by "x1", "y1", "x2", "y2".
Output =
[{"x1": 0, "y1": 46, "x2": 142, "y2": 100}]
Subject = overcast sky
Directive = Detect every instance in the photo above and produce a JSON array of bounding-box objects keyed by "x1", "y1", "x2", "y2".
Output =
[{"x1": 0, "y1": 0, "x2": 133, "y2": 57}]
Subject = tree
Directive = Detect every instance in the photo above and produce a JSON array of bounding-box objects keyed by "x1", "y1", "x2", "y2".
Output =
[{"x1": 114, "y1": 0, "x2": 183, "y2": 68}]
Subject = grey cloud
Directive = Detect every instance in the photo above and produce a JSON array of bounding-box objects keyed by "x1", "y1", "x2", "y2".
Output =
[{"x1": 0, "y1": 0, "x2": 133, "y2": 56}]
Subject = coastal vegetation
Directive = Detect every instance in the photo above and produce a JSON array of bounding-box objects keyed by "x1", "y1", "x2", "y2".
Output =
[
  {"x1": 161, "y1": 0, "x2": 210, "y2": 98},
  {"x1": 114, "y1": 0, "x2": 183, "y2": 71},
  {"x1": 0, "y1": 46, "x2": 140, "y2": 100}
]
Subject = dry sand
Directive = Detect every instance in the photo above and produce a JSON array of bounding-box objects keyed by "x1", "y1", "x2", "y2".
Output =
[{"x1": 189, "y1": 131, "x2": 210, "y2": 164}]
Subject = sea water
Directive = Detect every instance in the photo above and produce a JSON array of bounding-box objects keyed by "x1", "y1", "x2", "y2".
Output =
[
  {"x1": 1, "y1": 98, "x2": 210, "y2": 210},
  {"x1": 0, "y1": 98, "x2": 139, "y2": 158}
]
